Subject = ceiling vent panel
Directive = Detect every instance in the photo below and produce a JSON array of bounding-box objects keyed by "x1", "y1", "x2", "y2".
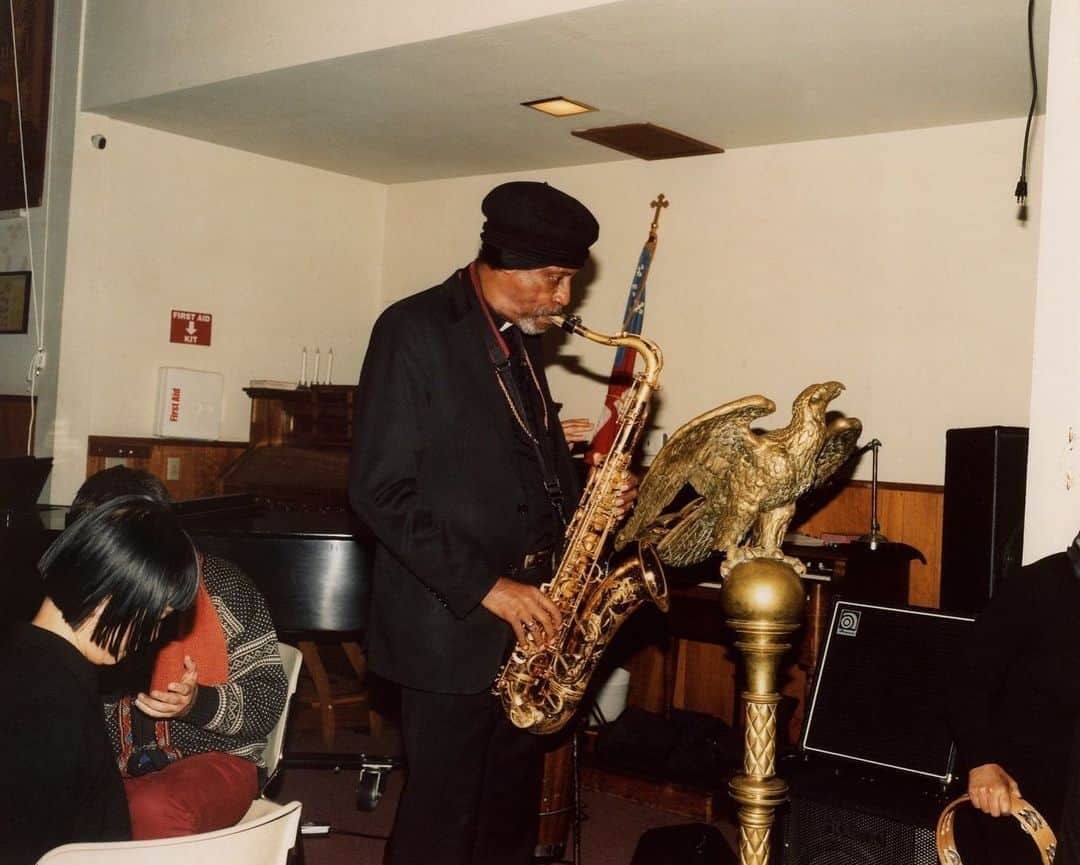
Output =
[{"x1": 571, "y1": 123, "x2": 723, "y2": 160}]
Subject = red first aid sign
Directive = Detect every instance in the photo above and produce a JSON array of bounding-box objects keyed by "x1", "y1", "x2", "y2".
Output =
[{"x1": 170, "y1": 310, "x2": 213, "y2": 346}]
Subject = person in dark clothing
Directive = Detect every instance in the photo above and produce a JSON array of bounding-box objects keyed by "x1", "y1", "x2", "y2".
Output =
[
  {"x1": 948, "y1": 537, "x2": 1080, "y2": 863},
  {"x1": 350, "y1": 181, "x2": 635, "y2": 865},
  {"x1": 0, "y1": 496, "x2": 199, "y2": 865}
]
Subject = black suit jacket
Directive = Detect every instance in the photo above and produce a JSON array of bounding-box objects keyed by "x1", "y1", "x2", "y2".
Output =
[
  {"x1": 349, "y1": 268, "x2": 580, "y2": 694},
  {"x1": 948, "y1": 550, "x2": 1080, "y2": 829}
]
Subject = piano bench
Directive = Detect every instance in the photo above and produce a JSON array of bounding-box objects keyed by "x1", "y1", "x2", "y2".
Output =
[{"x1": 296, "y1": 640, "x2": 382, "y2": 747}]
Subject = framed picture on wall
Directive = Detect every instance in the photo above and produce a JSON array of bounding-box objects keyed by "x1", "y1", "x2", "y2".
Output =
[{"x1": 0, "y1": 271, "x2": 31, "y2": 333}]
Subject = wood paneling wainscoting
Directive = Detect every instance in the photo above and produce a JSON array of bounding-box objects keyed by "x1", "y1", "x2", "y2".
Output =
[
  {"x1": 793, "y1": 480, "x2": 945, "y2": 609},
  {"x1": 86, "y1": 436, "x2": 248, "y2": 502},
  {"x1": 0, "y1": 394, "x2": 35, "y2": 457}
]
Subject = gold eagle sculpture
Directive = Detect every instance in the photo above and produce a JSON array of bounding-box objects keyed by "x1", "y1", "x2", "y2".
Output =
[{"x1": 615, "y1": 381, "x2": 861, "y2": 574}]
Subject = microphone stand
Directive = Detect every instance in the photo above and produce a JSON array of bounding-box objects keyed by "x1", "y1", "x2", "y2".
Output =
[{"x1": 858, "y1": 439, "x2": 888, "y2": 550}]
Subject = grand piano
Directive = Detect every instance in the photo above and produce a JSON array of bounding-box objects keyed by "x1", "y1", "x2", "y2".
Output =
[
  {"x1": 173, "y1": 493, "x2": 371, "y2": 638},
  {"x1": 3, "y1": 493, "x2": 373, "y2": 669}
]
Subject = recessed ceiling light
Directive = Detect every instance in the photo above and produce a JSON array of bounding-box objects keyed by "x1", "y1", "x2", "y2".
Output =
[{"x1": 521, "y1": 97, "x2": 597, "y2": 117}]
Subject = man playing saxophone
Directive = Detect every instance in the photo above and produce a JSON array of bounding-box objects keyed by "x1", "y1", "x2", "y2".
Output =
[{"x1": 349, "y1": 181, "x2": 636, "y2": 865}]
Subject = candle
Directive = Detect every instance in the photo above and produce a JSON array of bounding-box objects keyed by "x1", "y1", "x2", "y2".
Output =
[
  {"x1": 300, "y1": 346, "x2": 307, "y2": 385},
  {"x1": 326, "y1": 348, "x2": 334, "y2": 385},
  {"x1": 313, "y1": 347, "x2": 321, "y2": 385}
]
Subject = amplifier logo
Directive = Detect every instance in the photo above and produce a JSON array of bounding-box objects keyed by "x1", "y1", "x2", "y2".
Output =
[
  {"x1": 822, "y1": 817, "x2": 887, "y2": 850},
  {"x1": 836, "y1": 609, "x2": 861, "y2": 636}
]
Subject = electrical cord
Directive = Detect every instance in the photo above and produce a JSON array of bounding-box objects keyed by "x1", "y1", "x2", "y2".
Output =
[{"x1": 1015, "y1": 0, "x2": 1038, "y2": 222}]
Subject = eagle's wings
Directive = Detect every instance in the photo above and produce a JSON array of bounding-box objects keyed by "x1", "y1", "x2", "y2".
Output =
[
  {"x1": 616, "y1": 394, "x2": 775, "y2": 552},
  {"x1": 812, "y1": 417, "x2": 863, "y2": 488}
]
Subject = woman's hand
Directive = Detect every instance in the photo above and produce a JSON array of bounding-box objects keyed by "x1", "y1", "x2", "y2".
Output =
[
  {"x1": 560, "y1": 418, "x2": 594, "y2": 443},
  {"x1": 135, "y1": 655, "x2": 199, "y2": 719},
  {"x1": 967, "y1": 763, "x2": 1021, "y2": 817}
]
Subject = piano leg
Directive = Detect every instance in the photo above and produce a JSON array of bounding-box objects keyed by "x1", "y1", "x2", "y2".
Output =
[
  {"x1": 298, "y1": 641, "x2": 337, "y2": 748},
  {"x1": 341, "y1": 640, "x2": 383, "y2": 738},
  {"x1": 298, "y1": 640, "x2": 378, "y2": 748}
]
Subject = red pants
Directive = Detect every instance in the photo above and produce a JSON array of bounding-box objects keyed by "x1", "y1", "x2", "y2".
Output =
[{"x1": 123, "y1": 751, "x2": 258, "y2": 840}]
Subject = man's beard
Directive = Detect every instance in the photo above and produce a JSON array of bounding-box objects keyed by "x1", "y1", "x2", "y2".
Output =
[{"x1": 515, "y1": 310, "x2": 559, "y2": 335}]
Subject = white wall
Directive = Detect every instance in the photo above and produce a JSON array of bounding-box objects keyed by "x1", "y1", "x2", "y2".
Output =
[
  {"x1": 50, "y1": 117, "x2": 387, "y2": 502},
  {"x1": 1024, "y1": 0, "x2": 1080, "y2": 561},
  {"x1": 383, "y1": 118, "x2": 1041, "y2": 486}
]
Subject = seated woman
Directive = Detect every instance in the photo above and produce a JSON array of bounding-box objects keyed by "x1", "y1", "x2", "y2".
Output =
[
  {"x1": 0, "y1": 496, "x2": 199, "y2": 865},
  {"x1": 77, "y1": 467, "x2": 288, "y2": 839}
]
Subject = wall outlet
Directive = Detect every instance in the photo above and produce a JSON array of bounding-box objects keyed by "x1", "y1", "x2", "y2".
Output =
[
  {"x1": 104, "y1": 457, "x2": 127, "y2": 469},
  {"x1": 166, "y1": 456, "x2": 181, "y2": 481}
]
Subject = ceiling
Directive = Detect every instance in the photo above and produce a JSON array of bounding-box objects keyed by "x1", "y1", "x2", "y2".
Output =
[{"x1": 89, "y1": 0, "x2": 1051, "y2": 184}]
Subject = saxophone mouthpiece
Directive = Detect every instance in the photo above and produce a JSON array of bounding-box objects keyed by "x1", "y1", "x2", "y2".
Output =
[{"x1": 551, "y1": 314, "x2": 580, "y2": 334}]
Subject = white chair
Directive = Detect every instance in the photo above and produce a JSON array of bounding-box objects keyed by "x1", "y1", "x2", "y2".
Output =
[
  {"x1": 261, "y1": 642, "x2": 304, "y2": 790},
  {"x1": 35, "y1": 799, "x2": 302, "y2": 865}
]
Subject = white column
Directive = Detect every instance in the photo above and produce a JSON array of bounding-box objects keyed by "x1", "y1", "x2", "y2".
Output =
[{"x1": 1024, "y1": 0, "x2": 1080, "y2": 561}]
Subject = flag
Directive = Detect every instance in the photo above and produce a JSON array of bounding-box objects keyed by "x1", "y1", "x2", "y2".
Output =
[{"x1": 584, "y1": 195, "x2": 667, "y2": 466}]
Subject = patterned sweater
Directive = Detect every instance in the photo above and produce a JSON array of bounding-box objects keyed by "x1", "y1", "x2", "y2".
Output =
[{"x1": 103, "y1": 554, "x2": 288, "y2": 767}]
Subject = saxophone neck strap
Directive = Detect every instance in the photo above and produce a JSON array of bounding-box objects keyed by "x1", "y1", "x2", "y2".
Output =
[{"x1": 467, "y1": 262, "x2": 567, "y2": 526}]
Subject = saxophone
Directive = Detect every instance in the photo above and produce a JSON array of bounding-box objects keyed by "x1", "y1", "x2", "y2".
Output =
[{"x1": 494, "y1": 313, "x2": 669, "y2": 735}]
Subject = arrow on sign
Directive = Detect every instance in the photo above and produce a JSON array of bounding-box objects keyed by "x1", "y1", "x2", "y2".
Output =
[{"x1": 186, "y1": 321, "x2": 197, "y2": 335}]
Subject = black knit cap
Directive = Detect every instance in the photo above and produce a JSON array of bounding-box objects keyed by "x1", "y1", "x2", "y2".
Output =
[{"x1": 480, "y1": 181, "x2": 599, "y2": 270}]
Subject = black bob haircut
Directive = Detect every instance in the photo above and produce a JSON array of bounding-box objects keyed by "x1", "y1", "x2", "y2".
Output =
[{"x1": 40, "y1": 495, "x2": 199, "y2": 658}]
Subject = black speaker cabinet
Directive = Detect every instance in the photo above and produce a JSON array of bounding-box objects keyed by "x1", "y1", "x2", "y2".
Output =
[
  {"x1": 775, "y1": 762, "x2": 947, "y2": 865},
  {"x1": 776, "y1": 602, "x2": 973, "y2": 864},
  {"x1": 801, "y1": 601, "x2": 974, "y2": 782},
  {"x1": 939, "y1": 425, "x2": 1028, "y2": 614}
]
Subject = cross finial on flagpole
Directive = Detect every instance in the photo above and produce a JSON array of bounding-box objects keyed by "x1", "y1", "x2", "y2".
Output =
[{"x1": 649, "y1": 193, "x2": 669, "y2": 235}]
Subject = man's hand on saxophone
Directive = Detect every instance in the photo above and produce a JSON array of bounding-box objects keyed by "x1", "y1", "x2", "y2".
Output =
[
  {"x1": 481, "y1": 577, "x2": 563, "y2": 647},
  {"x1": 614, "y1": 470, "x2": 639, "y2": 518}
]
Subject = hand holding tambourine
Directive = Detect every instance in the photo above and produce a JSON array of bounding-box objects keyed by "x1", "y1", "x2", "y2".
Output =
[{"x1": 936, "y1": 793, "x2": 1056, "y2": 864}]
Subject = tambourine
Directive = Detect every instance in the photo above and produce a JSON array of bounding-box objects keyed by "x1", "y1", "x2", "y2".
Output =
[{"x1": 936, "y1": 793, "x2": 1057, "y2": 865}]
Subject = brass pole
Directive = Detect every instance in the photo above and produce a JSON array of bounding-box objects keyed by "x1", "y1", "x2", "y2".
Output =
[{"x1": 720, "y1": 557, "x2": 806, "y2": 865}]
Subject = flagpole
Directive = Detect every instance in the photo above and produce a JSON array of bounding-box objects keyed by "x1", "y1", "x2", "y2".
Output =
[{"x1": 619, "y1": 194, "x2": 668, "y2": 331}]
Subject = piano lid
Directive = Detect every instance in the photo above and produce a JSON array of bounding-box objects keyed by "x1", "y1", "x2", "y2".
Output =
[
  {"x1": 175, "y1": 493, "x2": 372, "y2": 637},
  {"x1": 174, "y1": 493, "x2": 363, "y2": 540},
  {"x1": 217, "y1": 446, "x2": 350, "y2": 509}
]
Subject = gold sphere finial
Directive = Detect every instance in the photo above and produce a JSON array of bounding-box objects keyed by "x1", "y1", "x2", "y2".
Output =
[{"x1": 720, "y1": 557, "x2": 805, "y2": 625}]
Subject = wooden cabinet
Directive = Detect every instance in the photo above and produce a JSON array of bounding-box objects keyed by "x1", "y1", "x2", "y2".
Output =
[
  {"x1": 217, "y1": 386, "x2": 354, "y2": 508},
  {"x1": 244, "y1": 385, "x2": 354, "y2": 448}
]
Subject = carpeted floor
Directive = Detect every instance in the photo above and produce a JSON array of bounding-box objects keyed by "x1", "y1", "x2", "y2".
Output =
[{"x1": 274, "y1": 724, "x2": 739, "y2": 865}]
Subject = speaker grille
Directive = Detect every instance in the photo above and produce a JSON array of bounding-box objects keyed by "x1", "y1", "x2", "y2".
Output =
[
  {"x1": 779, "y1": 792, "x2": 938, "y2": 865},
  {"x1": 802, "y1": 602, "x2": 974, "y2": 780}
]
